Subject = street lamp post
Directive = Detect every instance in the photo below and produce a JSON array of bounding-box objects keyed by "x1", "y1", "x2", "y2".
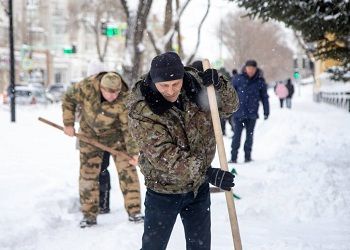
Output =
[{"x1": 9, "y1": 0, "x2": 16, "y2": 122}]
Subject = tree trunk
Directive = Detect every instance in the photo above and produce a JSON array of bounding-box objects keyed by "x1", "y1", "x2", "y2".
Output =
[
  {"x1": 121, "y1": 0, "x2": 153, "y2": 86},
  {"x1": 164, "y1": 0, "x2": 173, "y2": 52},
  {"x1": 175, "y1": 0, "x2": 184, "y2": 58}
]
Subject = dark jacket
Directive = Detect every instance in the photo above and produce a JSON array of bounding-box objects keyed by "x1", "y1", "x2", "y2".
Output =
[
  {"x1": 231, "y1": 68, "x2": 269, "y2": 119},
  {"x1": 128, "y1": 67, "x2": 239, "y2": 194},
  {"x1": 286, "y1": 80, "x2": 295, "y2": 98}
]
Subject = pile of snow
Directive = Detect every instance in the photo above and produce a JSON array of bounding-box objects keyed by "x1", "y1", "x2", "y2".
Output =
[{"x1": 0, "y1": 85, "x2": 349, "y2": 250}]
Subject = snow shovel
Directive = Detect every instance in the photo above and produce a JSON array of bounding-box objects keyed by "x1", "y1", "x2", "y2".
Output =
[
  {"x1": 202, "y1": 59, "x2": 242, "y2": 250},
  {"x1": 38, "y1": 117, "x2": 132, "y2": 161},
  {"x1": 209, "y1": 187, "x2": 241, "y2": 200}
]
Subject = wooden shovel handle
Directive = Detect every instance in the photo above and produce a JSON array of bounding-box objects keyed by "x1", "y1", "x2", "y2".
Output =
[
  {"x1": 38, "y1": 117, "x2": 132, "y2": 161},
  {"x1": 202, "y1": 59, "x2": 242, "y2": 250}
]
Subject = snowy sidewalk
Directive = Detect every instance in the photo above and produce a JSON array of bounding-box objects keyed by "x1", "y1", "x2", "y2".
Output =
[
  {"x1": 218, "y1": 86, "x2": 350, "y2": 250},
  {"x1": 0, "y1": 85, "x2": 349, "y2": 250}
]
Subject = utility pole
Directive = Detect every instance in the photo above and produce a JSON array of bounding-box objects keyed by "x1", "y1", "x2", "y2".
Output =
[
  {"x1": 219, "y1": 18, "x2": 223, "y2": 60},
  {"x1": 293, "y1": 56, "x2": 301, "y2": 97},
  {"x1": 9, "y1": 0, "x2": 16, "y2": 122}
]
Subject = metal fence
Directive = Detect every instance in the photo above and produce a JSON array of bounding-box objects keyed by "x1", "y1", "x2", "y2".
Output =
[{"x1": 319, "y1": 91, "x2": 350, "y2": 112}]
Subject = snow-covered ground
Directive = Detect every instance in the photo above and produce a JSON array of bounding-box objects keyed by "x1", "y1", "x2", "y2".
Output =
[{"x1": 1, "y1": 85, "x2": 349, "y2": 250}]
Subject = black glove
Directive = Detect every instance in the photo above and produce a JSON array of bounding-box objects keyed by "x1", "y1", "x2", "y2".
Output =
[
  {"x1": 206, "y1": 167, "x2": 235, "y2": 191},
  {"x1": 264, "y1": 114, "x2": 269, "y2": 120},
  {"x1": 202, "y1": 69, "x2": 221, "y2": 89}
]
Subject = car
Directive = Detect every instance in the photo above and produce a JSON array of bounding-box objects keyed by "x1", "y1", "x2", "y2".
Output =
[
  {"x1": 13, "y1": 85, "x2": 49, "y2": 105},
  {"x1": 46, "y1": 83, "x2": 69, "y2": 102}
]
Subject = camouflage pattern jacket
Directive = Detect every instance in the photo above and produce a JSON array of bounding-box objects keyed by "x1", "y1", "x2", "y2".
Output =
[
  {"x1": 128, "y1": 68, "x2": 239, "y2": 194},
  {"x1": 62, "y1": 72, "x2": 138, "y2": 155}
]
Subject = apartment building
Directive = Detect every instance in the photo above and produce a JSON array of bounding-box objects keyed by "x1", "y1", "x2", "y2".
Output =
[{"x1": 0, "y1": 0, "x2": 125, "y2": 92}]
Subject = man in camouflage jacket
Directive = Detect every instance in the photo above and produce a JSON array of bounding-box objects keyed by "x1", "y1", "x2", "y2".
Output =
[
  {"x1": 128, "y1": 52, "x2": 239, "y2": 250},
  {"x1": 62, "y1": 72, "x2": 143, "y2": 228}
]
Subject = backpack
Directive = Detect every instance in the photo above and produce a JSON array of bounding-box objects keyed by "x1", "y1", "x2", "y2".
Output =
[{"x1": 275, "y1": 83, "x2": 289, "y2": 99}]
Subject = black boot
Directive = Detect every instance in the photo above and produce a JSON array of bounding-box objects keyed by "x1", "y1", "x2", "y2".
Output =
[
  {"x1": 99, "y1": 189, "x2": 110, "y2": 214},
  {"x1": 128, "y1": 212, "x2": 144, "y2": 223},
  {"x1": 80, "y1": 216, "x2": 97, "y2": 228},
  {"x1": 244, "y1": 154, "x2": 252, "y2": 163}
]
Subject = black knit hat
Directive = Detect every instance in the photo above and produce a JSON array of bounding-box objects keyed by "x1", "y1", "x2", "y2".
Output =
[
  {"x1": 150, "y1": 52, "x2": 185, "y2": 83},
  {"x1": 245, "y1": 60, "x2": 258, "y2": 67}
]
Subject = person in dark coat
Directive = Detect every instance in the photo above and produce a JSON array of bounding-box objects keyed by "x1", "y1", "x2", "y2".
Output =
[
  {"x1": 229, "y1": 60, "x2": 270, "y2": 163},
  {"x1": 285, "y1": 78, "x2": 295, "y2": 109}
]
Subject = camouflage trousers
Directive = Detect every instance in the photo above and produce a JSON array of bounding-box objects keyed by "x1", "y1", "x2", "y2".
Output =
[{"x1": 79, "y1": 140, "x2": 141, "y2": 219}]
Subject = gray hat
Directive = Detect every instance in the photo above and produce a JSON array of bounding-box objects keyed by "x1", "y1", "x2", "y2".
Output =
[{"x1": 100, "y1": 73, "x2": 122, "y2": 91}]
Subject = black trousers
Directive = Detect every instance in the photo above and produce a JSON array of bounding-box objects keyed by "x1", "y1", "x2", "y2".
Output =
[
  {"x1": 279, "y1": 98, "x2": 284, "y2": 108},
  {"x1": 99, "y1": 151, "x2": 111, "y2": 209},
  {"x1": 141, "y1": 183, "x2": 211, "y2": 250},
  {"x1": 230, "y1": 117, "x2": 257, "y2": 161}
]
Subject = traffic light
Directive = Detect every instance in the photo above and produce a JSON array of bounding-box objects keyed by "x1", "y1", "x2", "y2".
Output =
[
  {"x1": 293, "y1": 58, "x2": 298, "y2": 69},
  {"x1": 63, "y1": 45, "x2": 76, "y2": 54},
  {"x1": 106, "y1": 25, "x2": 119, "y2": 37},
  {"x1": 101, "y1": 22, "x2": 107, "y2": 35},
  {"x1": 293, "y1": 71, "x2": 300, "y2": 79},
  {"x1": 101, "y1": 22, "x2": 122, "y2": 37}
]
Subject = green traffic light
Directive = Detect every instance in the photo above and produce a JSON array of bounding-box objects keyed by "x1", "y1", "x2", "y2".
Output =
[
  {"x1": 63, "y1": 48, "x2": 73, "y2": 54},
  {"x1": 106, "y1": 27, "x2": 119, "y2": 37},
  {"x1": 293, "y1": 71, "x2": 300, "y2": 79},
  {"x1": 63, "y1": 45, "x2": 76, "y2": 54}
]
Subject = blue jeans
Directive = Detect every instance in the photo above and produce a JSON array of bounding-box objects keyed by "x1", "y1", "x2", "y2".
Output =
[
  {"x1": 141, "y1": 183, "x2": 211, "y2": 250},
  {"x1": 231, "y1": 118, "x2": 257, "y2": 161},
  {"x1": 286, "y1": 97, "x2": 292, "y2": 109}
]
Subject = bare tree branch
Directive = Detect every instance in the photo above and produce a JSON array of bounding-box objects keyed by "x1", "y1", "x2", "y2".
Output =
[
  {"x1": 1, "y1": 0, "x2": 9, "y2": 15},
  {"x1": 164, "y1": 0, "x2": 173, "y2": 51},
  {"x1": 157, "y1": 0, "x2": 191, "y2": 51},
  {"x1": 147, "y1": 30, "x2": 161, "y2": 54},
  {"x1": 177, "y1": 0, "x2": 191, "y2": 18},
  {"x1": 175, "y1": 0, "x2": 184, "y2": 58},
  {"x1": 220, "y1": 12, "x2": 294, "y2": 82},
  {"x1": 119, "y1": 0, "x2": 129, "y2": 19},
  {"x1": 68, "y1": 0, "x2": 124, "y2": 62},
  {"x1": 186, "y1": 0, "x2": 210, "y2": 64},
  {"x1": 122, "y1": 0, "x2": 153, "y2": 84}
]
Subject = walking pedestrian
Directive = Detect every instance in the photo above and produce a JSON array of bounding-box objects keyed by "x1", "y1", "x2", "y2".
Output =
[
  {"x1": 274, "y1": 80, "x2": 289, "y2": 108},
  {"x1": 285, "y1": 78, "x2": 295, "y2": 109},
  {"x1": 229, "y1": 59, "x2": 270, "y2": 163}
]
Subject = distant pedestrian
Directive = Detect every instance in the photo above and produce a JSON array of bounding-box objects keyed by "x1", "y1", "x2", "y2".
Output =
[
  {"x1": 274, "y1": 81, "x2": 289, "y2": 108},
  {"x1": 285, "y1": 78, "x2": 295, "y2": 109},
  {"x1": 229, "y1": 60, "x2": 269, "y2": 163}
]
